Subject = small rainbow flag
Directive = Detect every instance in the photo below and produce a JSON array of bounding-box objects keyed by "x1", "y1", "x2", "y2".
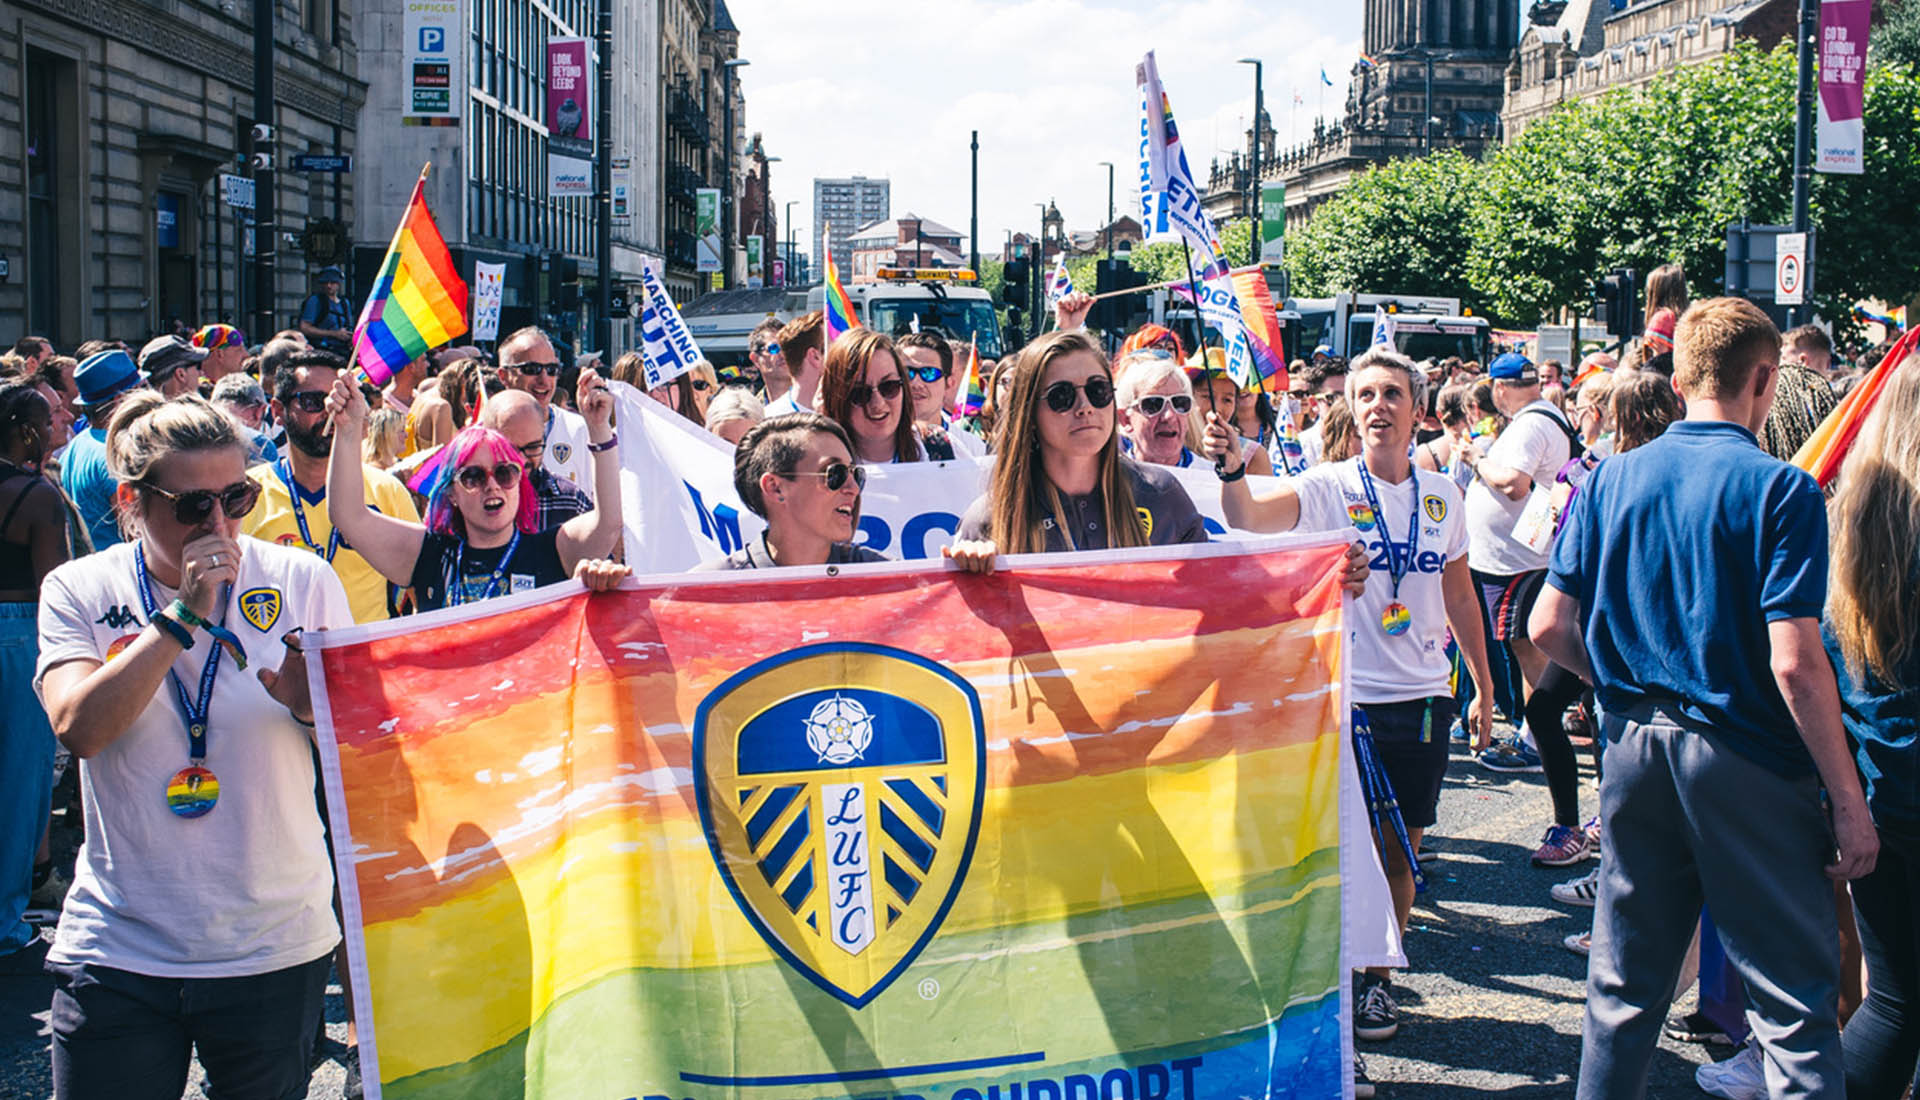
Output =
[
  {"x1": 822, "y1": 223, "x2": 856, "y2": 347},
  {"x1": 1230, "y1": 270, "x2": 1289, "y2": 391},
  {"x1": 1792, "y1": 325, "x2": 1920, "y2": 488},
  {"x1": 958, "y1": 336, "x2": 985, "y2": 417},
  {"x1": 1854, "y1": 303, "x2": 1907, "y2": 332},
  {"x1": 352, "y1": 165, "x2": 468, "y2": 387}
]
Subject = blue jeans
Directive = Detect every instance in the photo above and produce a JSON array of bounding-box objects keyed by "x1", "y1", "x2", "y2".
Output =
[{"x1": 0, "y1": 602, "x2": 55, "y2": 952}]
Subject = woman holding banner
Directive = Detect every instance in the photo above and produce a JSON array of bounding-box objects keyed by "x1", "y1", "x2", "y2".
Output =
[
  {"x1": 321, "y1": 370, "x2": 626, "y2": 611},
  {"x1": 695, "y1": 413, "x2": 889, "y2": 570},
  {"x1": 819, "y1": 330, "x2": 956, "y2": 463}
]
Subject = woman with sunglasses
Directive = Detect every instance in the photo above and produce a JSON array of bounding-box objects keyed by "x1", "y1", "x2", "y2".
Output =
[
  {"x1": 322, "y1": 368, "x2": 624, "y2": 612},
  {"x1": 33, "y1": 391, "x2": 352, "y2": 1097},
  {"x1": 695, "y1": 413, "x2": 889, "y2": 570},
  {"x1": 819, "y1": 330, "x2": 956, "y2": 464}
]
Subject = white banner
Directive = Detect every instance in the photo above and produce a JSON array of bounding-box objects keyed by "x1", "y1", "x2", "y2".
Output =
[
  {"x1": 636, "y1": 266, "x2": 704, "y2": 389},
  {"x1": 470, "y1": 261, "x2": 505, "y2": 342}
]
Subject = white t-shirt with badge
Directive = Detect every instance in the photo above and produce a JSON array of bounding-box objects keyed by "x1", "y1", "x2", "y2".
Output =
[
  {"x1": 1294, "y1": 458, "x2": 1470, "y2": 705},
  {"x1": 1464, "y1": 399, "x2": 1574, "y2": 575},
  {"x1": 35, "y1": 537, "x2": 352, "y2": 978},
  {"x1": 543, "y1": 404, "x2": 593, "y2": 499}
]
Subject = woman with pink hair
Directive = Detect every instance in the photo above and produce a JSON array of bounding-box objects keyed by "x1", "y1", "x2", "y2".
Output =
[{"x1": 323, "y1": 369, "x2": 625, "y2": 611}]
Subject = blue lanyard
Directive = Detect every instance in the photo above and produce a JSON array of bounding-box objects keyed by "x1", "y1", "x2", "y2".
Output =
[
  {"x1": 450, "y1": 530, "x2": 522, "y2": 606},
  {"x1": 275, "y1": 460, "x2": 340, "y2": 562},
  {"x1": 1355, "y1": 458, "x2": 1420, "y2": 601},
  {"x1": 134, "y1": 542, "x2": 235, "y2": 762}
]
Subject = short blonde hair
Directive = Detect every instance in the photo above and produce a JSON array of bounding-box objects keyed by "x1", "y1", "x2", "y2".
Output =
[
  {"x1": 364, "y1": 407, "x2": 407, "y2": 468},
  {"x1": 106, "y1": 391, "x2": 244, "y2": 535},
  {"x1": 705, "y1": 386, "x2": 766, "y2": 431},
  {"x1": 1673, "y1": 297, "x2": 1780, "y2": 400}
]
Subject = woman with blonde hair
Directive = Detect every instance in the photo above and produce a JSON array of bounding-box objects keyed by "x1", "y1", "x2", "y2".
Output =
[
  {"x1": 363, "y1": 406, "x2": 407, "y2": 469},
  {"x1": 33, "y1": 391, "x2": 351, "y2": 1097}
]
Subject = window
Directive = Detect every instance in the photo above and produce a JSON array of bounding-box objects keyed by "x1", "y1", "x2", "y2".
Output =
[
  {"x1": 24, "y1": 47, "x2": 76, "y2": 342},
  {"x1": 304, "y1": 0, "x2": 336, "y2": 43}
]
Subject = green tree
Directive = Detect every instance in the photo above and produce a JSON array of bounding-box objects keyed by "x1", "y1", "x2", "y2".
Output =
[
  {"x1": 1874, "y1": 0, "x2": 1920, "y2": 72},
  {"x1": 1284, "y1": 151, "x2": 1483, "y2": 308},
  {"x1": 1126, "y1": 220, "x2": 1254, "y2": 285}
]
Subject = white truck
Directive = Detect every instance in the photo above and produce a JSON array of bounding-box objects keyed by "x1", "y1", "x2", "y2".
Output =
[
  {"x1": 806, "y1": 267, "x2": 1007, "y2": 360},
  {"x1": 1287, "y1": 292, "x2": 1491, "y2": 365}
]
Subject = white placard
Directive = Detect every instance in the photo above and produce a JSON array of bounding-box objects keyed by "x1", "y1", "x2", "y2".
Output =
[
  {"x1": 471, "y1": 261, "x2": 505, "y2": 342},
  {"x1": 1776, "y1": 232, "x2": 1807, "y2": 306}
]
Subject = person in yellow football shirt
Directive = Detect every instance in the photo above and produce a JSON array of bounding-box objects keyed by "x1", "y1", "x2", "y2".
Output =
[{"x1": 243, "y1": 350, "x2": 420, "y2": 623}]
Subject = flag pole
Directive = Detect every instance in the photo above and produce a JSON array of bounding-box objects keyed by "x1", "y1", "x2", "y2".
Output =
[
  {"x1": 1177, "y1": 239, "x2": 1226, "y2": 474},
  {"x1": 1083, "y1": 263, "x2": 1266, "y2": 304}
]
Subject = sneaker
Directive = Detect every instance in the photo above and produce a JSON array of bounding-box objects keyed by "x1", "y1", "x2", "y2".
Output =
[
  {"x1": 1353, "y1": 1053, "x2": 1376, "y2": 1099},
  {"x1": 1449, "y1": 718, "x2": 1469, "y2": 744},
  {"x1": 1582, "y1": 815, "x2": 1603, "y2": 846},
  {"x1": 1664, "y1": 1010, "x2": 1736, "y2": 1047},
  {"x1": 1696, "y1": 1043, "x2": 1765, "y2": 1100},
  {"x1": 1531, "y1": 824, "x2": 1592, "y2": 867},
  {"x1": 1354, "y1": 973, "x2": 1399, "y2": 1041},
  {"x1": 1477, "y1": 739, "x2": 1544, "y2": 773},
  {"x1": 1563, "y1": 930, "x2": 1591, "y2": 956},
  {"x1": 1551, "y1": 868, "x2": 1600, "y2": 907}
]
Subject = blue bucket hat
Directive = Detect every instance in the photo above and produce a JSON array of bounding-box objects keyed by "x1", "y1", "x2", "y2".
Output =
[{"x1": 73, "y1": 349, "x2": 143, "y2": 411}]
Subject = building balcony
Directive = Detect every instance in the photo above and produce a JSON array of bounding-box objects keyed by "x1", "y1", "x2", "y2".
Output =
[
  {"x1": 666, "y1": 164, "x2": 704, "y2": 205},
  {"x1": 668, "y1": 86, "x2": 711, "y2": 146},
  {"x1": 667, "y1": 229, "x2": 699, "y2": 267}
]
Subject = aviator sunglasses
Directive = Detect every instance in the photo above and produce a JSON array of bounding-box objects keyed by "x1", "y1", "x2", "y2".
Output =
[
  {"x1": 1043, "y1": 375, "x2": 1115, "y2": 413},
  {"x1": 143, "y1": 480, "x2": 262, "y2": 526},
  {"x1": 1132, "y1": 394, "x2": 1193, "y2": 417},
  {"x1": 456, "y1": 462, "x2": 524, "y2": 491},
  {"x1": 788, "y1": 461, "x2": 867, "y2": 493},
  {"x1": 847, "y1": 378, "x2": 905, "y2": 406}
]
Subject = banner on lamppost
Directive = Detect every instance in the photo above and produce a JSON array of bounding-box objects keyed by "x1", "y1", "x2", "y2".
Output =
[
  {"x1": 1816, "y1": 0, "x2": 1870, "y2": 175},
  {"x1": 546, "y1": 38, "x2": 593, "y2": 195},
  {"x1": 1260, "y1": 182, "x2": 1287, "y2": 264},
  {"x1": 695, "y1": 189, "x2": 722, "y2": 273},
  {"x1": 746, "y1": 235, "x2": 764, "y2": 289},
  {"x1": 612, "y1": 157, "x2": 632, "y2": 227},
  {"x1": 402, "y1": 0, "x2": 462, "y2": 119}
]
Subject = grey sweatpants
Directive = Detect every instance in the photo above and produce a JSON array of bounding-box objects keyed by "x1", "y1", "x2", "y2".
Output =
[{"x1": 1577, "y1": 706, "x2": 1843, "y2": 1100}]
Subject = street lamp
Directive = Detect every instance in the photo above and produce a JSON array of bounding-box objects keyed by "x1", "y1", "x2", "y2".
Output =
[
  {"x1": 1034, "y1": 201, "x2": 1049, "y2": 325},
  {"x1": 784, "y1": 200, "x2": 797, "y2": 287},
  {"x1": 1097, "y1": 161, "x2": 1114, "y2": 261},
  {"x1": 720, "y1": 58, "x2": 749, "y2": 289},
  {"x1": 760, "y1": 153, "x2": 780, "y2": 288},
  {"x1": 1238, "y1": 57, "x2": 1263, "y2": 267}
]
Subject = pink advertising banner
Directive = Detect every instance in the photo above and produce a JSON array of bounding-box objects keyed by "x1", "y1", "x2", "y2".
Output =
[
  {"x1": 545, "y1": 38, "x2": 592, "y2": 160},
  {"x1": 1816, "y1": 0, "x2": 1870, "y2": 175}
]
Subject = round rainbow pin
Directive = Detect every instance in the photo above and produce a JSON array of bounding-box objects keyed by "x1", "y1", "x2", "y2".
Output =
[
  {"x1": 1346, "y1": 502, "x2": 1378, "y2": 531},
  {"x1": 165, "y1": 765, "x2": 220, "y2": 818},
  {"x1": 1381, "y1": 602, "x2": 1413, "y2": 636}
]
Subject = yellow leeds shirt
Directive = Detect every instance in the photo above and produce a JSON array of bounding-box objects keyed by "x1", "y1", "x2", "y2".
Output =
[{"x1": 243, "y1": 464, "x2": 422, "y2": 623}]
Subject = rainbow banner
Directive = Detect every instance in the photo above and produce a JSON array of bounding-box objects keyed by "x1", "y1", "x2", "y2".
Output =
[
  {"x1": 311, "y1": 538, "x2": 1387, "y2": 1100},
  {"x1": 823, "y1": 223, "x2": 856, "y2": 347},
  {"x1": 1792, "y1": 326, "x2": 1920, "y2": 487},
  {"x1": 352, "y1": 165, "x2": 469, "y2": 387},
  {"x1": 1230, "y1": 270, "x2": 1289, "y2": 390}
]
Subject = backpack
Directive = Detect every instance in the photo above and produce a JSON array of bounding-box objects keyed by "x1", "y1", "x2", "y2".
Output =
[{"x1": 1517, "y1": 406, "x2": 1585, "y2": 461}]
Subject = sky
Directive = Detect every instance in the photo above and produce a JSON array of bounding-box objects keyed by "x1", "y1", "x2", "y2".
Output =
[{"x1": 726, "y1": 0, "x2": 1363, "y2": 263}]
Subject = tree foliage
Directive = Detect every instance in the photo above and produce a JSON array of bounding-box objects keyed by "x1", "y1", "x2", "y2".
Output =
[{"x1": 1286, "y1": 151, "x2": 1483, "y2": 309}]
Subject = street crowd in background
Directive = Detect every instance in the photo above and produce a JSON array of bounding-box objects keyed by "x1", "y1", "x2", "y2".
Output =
[{"x1": 4, "y1": 258, "x2": 1920, "y2": 1100}]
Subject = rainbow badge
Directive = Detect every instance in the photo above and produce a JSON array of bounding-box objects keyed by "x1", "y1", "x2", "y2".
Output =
[
  {"x1": 1346, "y1": 502, "x2": 1377, "y2": 531},
  {"x1": 166, "y1": 765, "x2": 220, "y2": 818},
  {"x1": 1381, "y1": 602, "x2": 1413, "y2": 637}
]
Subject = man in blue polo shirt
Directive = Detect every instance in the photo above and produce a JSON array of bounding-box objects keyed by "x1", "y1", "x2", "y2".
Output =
[{"x1": 1531, "y1": 297, "x2": 1877, "y2": 1099}]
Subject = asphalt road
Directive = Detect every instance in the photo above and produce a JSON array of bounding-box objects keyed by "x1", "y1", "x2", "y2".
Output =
[{"x1": 0, "y1": 730, "x2": 1726, "y2": 1100}]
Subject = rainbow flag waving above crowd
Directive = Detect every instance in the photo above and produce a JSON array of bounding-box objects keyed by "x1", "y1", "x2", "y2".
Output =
[
  {"x1": 822, "y1": 223, "x2": 856, "y2": 347},
  {"x1": 352, "y1": 165, "x2": 468, "y2": 387},
  {"x1": 1793, "y1": 325, "x2": 1920, "y2": 487},
  {"x1": 958, "y1": 336, "x2": 985, "y2": 417}
]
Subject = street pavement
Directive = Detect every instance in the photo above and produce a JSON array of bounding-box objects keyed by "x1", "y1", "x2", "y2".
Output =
[{"x1": 0, "y1": 730, "x2": 1730, "y2": 1099}]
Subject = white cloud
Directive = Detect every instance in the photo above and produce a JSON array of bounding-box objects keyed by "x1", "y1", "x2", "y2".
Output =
[{"x1": 725, "y1": 0, "x2": 1361, "y2": 262}]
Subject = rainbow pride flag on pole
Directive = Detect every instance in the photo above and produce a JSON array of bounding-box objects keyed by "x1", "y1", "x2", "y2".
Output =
[
  {"x1": 958, "y1": 336, "x2": 985, "y2": 417},
  {"x1": 1230, "y1": 270, "x2": 1289, "y2": 391},
  {"x1": 310, "y1": 538, "x2": 1386, "y2": 1100},
  {"x1": 352, "y1": 165, "x2": 468, "y2": 387},
  {"x1": 1792, "y1": 325, "x2": 1920, "y2": 487},
  {"x1": 822, "y1": 222, "x2": 856, "y2": 347}
]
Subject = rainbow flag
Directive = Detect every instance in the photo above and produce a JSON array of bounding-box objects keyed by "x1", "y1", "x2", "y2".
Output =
[
  {"x1": 1230, "y1": 270, "x2": 1289, "y2": 391},
  {"x1": 1854, "y1": 303, "x2": 1907, "y2": 331},
  {"x1": 311, "y1": 538, "x2": 1372, "y2": 1099},
  {"x1": 822, "y1": 222, "x2": 856, "y2": 347},
  {"x1": 958, "y1": 336, "x2": 985, "y2": 417},
  {"x1": 1792, "y1": 325, "x2": 1920, "y2": 487},
  {"x1": 352, "y1": 165, "x2": 468, "y2": 387}
]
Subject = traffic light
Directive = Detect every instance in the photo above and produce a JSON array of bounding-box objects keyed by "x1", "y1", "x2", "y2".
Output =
[
  {"x1": 1593, "y1": 268, "x2": 1641, "y2": 341},
  {"x1": 1005, "y1": 305, "x2": 1026, "y2": 350},
  {"x1": 549, "y1": 253, "x2": 582, "y2": 312},
  {"x1": 1090, "y1": 259, "x2": 1148, "y2": 332},
  {"x1": 1002, "y1": 259, "x2": 1030, "y2": 307}
]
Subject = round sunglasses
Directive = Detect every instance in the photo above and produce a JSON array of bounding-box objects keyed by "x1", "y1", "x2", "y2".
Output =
[
  {"x1": 786, "y1": 461, "x2": 867, "y2": 493},
  {"x1": 1043, "y1": 376, "x2": 1115, "y2": 413},
  {"x1": 455, "y1": 462, "x2": 524, "y2": 491},
  {"x1": 848, "y1": 378, "x2": 905, "y2": 407},
  {"x1": 142, "y1": 480, "x2": 262, "y2": 526},
  {"x1": 1132, "y1": 394, "x2": 1194, "y2": 417}
]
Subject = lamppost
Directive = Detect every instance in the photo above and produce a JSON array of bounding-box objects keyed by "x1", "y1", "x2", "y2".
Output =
[
  {"x1": 720, "y1": 58, "x2": 749, "y2": 289},
  {"x1": 1238, "y1": 57, "x2": 1262, "y2": 266},
  {"x1": 1034, "y1": 202, "x2": 1048, "y2": 326},
  {"x1": 784, "y1": 200, "x2": 797, "y2": 287},
  {"x1": 1097, "y1": 161, "x2": 1114, "y2": 260},
  {"x1": 760, "y1": 153, "x2": 780, "y2": 288}
]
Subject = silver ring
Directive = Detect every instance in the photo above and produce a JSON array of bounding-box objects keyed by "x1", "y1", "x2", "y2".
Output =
[{"x1": 209, "y1": 554, "x2": 221, "y2": 566}]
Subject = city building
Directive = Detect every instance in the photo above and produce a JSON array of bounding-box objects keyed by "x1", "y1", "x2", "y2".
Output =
[
  {"x1": 1, "y1": 0, "x2": 366, "y2": 348},
  {"x1": 813, "y1": 175, "x2": 889, "y2": 276},
  {"x1": 1068, "y1": 215, "x2": 1144, "y2": 258},
  {"x1": 740, "y1": 132, "x2": 778, "y2": 287},
  {"x1": 1204, "y1": 0, "x2": 1518, "y2": 234},
  {"x1": 1503, "y1": 0, "x2": 1794, "y2": 138},
  {"x1": 846, "y1": 214, "x2": 965, "y2": 283}
]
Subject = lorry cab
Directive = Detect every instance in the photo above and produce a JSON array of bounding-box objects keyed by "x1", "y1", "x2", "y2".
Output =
[{"x1": 806, "y1": 267, "x2": 1005, "y2": 359}]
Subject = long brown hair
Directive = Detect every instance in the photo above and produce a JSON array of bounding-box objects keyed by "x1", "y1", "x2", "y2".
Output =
[
  {"x1": 1829, "y1": 353, "x2": 1920, "y2": 688},
  {"x1": 988, "y1": 330, "x2": 1143, "y2": 554},
  {"x1": 820, "y1": 329, "x2": 921, "y2": 462}
]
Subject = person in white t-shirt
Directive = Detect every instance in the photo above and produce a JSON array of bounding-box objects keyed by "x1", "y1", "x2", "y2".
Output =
[
  {"x1": 1203, "y1": 346, "x2": 1495, "y2": 1052},
  {"x1": 498, "y1": 326, "x2": 593, "y2": 495},
  {"x1": 34, "y1": 390, "x2": 351, "y2": 1098}
]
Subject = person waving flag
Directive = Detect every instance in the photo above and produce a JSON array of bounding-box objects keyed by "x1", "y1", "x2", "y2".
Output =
[{"x1": 1046, "y1": 255, "x2": 1076, "y2": 308}]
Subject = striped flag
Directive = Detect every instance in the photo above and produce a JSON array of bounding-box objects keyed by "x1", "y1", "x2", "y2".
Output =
[
  {"x1": 1792, "y1": 326, "x2": 1920, "y2": 487},
  {"x1": 1046, "y1": 255, "x2": 1075, "y2": 306},
  {"x1": 1230, "y1": 270, "x2": 1289, "y2": 390},
  {"x1": 822, "y1": 223, "x2": 856, "y2": 347},
  {"x1": 351, "y1": 165, "x2": 468, "y2": 387},
  {"x1": 958, "y1": 336, "x2": 985, "y2": 418}
]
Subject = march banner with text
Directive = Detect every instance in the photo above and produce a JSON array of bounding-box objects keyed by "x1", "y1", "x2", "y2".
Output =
[{"x1": 310, "y1": 536, "x2": 1396, "y2": 1100}]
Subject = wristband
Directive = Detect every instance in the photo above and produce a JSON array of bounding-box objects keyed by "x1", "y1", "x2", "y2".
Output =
[
  {"x1": 1216, "y1": 463, "x2": 1246, "y2": 483},
  {"x1": 166, "y1": 598, "x2": 207, "y2": 630},
  {"x1": 587, "y1": 434, "x2": 619, "y2": 454},
  {"x1": 150, "y1": 611, "x2": 194, "y2": 650}
]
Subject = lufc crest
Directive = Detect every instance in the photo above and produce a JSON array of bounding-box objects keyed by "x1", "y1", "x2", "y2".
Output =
[
  {"x1": 1423, "y1": 494, "x2": 1448, "y2": 524},
  {"x1": 239, "y1": 587, "x2": 281, "y2": 632},
  {"x1": 694, "y1": 642, "x2": 985, "y2": 1009}
]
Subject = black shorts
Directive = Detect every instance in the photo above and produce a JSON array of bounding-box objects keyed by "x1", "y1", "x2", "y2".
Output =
[
  {"x1": 1473, "y1": 568, "x2": 1548, "y2": 643},
  {"x1": 1359, "y1": 696, "x2": 1456, "y2": 830}
]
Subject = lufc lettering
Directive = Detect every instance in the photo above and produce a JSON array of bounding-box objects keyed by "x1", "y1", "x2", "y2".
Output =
[
  {"x1": 823, "y1": 782, "x2": 875, "y2": 954},
  {"x1": 637, "y1": 1055, "x2": 1207, "y2": 1100}
]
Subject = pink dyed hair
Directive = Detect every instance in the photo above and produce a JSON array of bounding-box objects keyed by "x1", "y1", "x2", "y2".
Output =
[{"x1": 422, "y1": 425, "x2": 540, "y2": 536}]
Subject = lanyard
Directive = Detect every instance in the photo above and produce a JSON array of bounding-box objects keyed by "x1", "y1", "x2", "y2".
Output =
[
  {"x1": 276, "y1": 460, "x2": 340, "y2": 562},
  {"x1": 1355, "y1": 458, "x2": 1420, "y2": 602},
  {"x1": 451, "y1": 530, "x2": 522, "y2": 606},
  {"x1": 134, "y1": 542, "x2": 236, "y2": 762}
]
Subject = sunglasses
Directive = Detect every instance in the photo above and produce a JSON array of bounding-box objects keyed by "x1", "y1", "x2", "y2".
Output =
[
  {"x1": 906, "y1": 365, "x2": 945, "y2": 384},
  {"x1": 847, "y1": 378, "x2": 905, "y2": 407},
  {"x1": 286, "y1": 391, "x2": 329, "y2": 414},
  {"x1": 689, "y1": 378, "x2": 712, "y2": 392},
  {"x1": 1043, "y1": 376, "x2": 1115, "y2": 414},
  {"x1": 455, "y1": 462, "x2": 524, "y2": 491},
  {"x1": 1133, "y1": 394, "x2": 1193, "y2": 417},
  {"x1": 511, "y1": 361, "x2": 562, "y2": 377},
  {"x1": 764, "y1": 342, "x2": 781, "y2": 357},
  {"x1": 143, "y1": 479, "x2": 261, "y2": 526},
  {"x1": 788, "y1": 461, "x2": 868, "y2": 493}
]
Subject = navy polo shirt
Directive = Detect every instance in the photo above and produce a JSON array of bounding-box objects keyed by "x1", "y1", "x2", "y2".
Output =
[{"x1": 1547, "y1": 420, "x2": 1829, "y2": 776}]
